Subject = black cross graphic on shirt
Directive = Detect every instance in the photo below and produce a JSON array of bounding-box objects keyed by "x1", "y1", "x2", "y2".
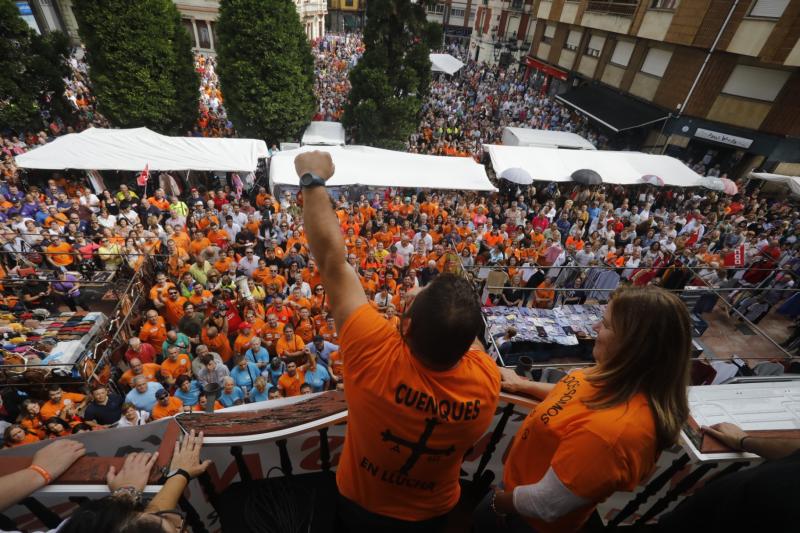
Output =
[{"x1": 381, "y1": 417, "x2": 456, "y2": 475}]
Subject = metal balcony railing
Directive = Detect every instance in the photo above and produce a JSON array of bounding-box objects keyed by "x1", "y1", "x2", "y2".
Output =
[{"x1": 586, "y1": 0, "x2": 639, "y2": 16}]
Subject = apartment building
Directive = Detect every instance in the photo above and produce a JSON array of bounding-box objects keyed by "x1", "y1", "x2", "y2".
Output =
[
  {"x1": 327, "y1": 0, "x2": 365, "y2": 33},
  {"x1": 518, "y1": 0, "x2": 800, "y2": 173}
]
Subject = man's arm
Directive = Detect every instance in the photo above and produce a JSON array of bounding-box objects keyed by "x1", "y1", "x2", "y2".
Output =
[
  {"x1": 295, "y1": 152, "x2": 367, "y2": 328},
  {"x1": 703, "y1": 422, "x2": 800, "y2": 460}
]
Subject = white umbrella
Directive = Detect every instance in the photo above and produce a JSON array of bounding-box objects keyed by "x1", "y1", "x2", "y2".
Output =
[
  {"x1": 500, "y1": 167, "x2": 533, "y2": 185},
  {"x1": 700, "y1": 177, "x2": 738, "y2": 195},
  {"x1": 641, "y1": 174, "x2": 664, "y2": 187}
]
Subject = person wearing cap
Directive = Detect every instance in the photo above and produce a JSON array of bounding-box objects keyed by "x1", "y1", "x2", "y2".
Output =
[
  {"x1": 412, "y1": 225, "x2": 433, "y2": 252},
  {"x1": 305, "y1": 335, "x2": 339, "y2": 368},
  {"x1": 150, "y1": 388, "x2": 183, "y2": 420},
  {"x1": 233, "y1": 322, "x2": 255, "y2": 358}
]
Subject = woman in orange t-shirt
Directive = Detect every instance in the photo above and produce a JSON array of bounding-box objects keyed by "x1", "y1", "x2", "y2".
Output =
[
  {"x1": 481, "y1": 286, "x2": 691, "y2": 533},
  {"x1": 3, "y1": 424, "x2": 40, "y2": 448}
]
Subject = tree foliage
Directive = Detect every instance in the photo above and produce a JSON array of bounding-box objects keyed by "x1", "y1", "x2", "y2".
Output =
[
  {"x1": 343, "y1": 0, "x2": 441, "y2": 149},
  {"x1": 216, "y1": 0, "x2": 316, "y2": 144},
  {"x1": 0, "y1": 0, "x2": 72, "y2": 132},
  {"x1": 73, "y1": 0, "x2": 198, "y2": 133}
]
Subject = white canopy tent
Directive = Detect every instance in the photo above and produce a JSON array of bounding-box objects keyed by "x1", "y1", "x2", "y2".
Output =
[
  {"x1": 501, "y1": 127, "x2": 596, "y2": 150},
  {"x1": 14, "y1": 127, "x2": 269, "y2": 172},
  {"x1": 301, "y1": 121, "x2": 346, "y2": 146},
  {"x1": 485, "y1": 144, "x2": 704, "y2": 187},
  {"x1": 429, "y1": 53, "x2": 465, "y2": 76},
  {"x1": 750, "y1": 172, "x2": 800, "y2": 196},
  {"x1": 270, "y1": 145, "x2": 496, "y2": 192}
]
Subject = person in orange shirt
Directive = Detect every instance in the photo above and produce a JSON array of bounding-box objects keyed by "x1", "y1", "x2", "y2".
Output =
[
  {"x1": 294, "y1": 151, "x2": 500, "y2": 528},
  {"x1": 533, "y1": 278, "x2": 556, "y2": 309},
  {"x1": 19, "y1": 399, "x2": 46, "y2": 439},
  {"x1": 162, "y1": 288, "x2": 187, "y2": 328},
  {"x1": 261, "y1": 313, "x2": 285, "y2": 357},
  {"x1": 40, "y1": 385, "x2": 87, "y2": 421},
  {"x1": 293, "y1": 307, "x2": 316, "y2": 343},
  {"x1": 262, "y1": 265, "x2": 287, "y2": 293},
  {"x1": 139, "y1": 310, "x2": 168, "y2": 352},
  {"x1": 275, "y1": 324, "x2": 305, "y2": 360},
  {"x1": 201, "y1": 326, "x2": 232, "y2": 363},
  {"x1": 44, "y1": 235, "x2": 75, "y2": 268},
  {"x1": 189, "y1": 230, "x2": 212, "y2": 260},
  {"x1": 192, "y1": 392, "x2": 224, "y2": 412},
  {"x1": 119, "y1": 358, "x2": 162, "y2": 388},
  {"x1": 486, "y1": 287, "x2": 691, "y2": 533},
  {"x1": 318, "y1": 316, "x2": 339, "y2": 343},
  {"x1": 188, "y1": 284, "x2": 214, "y2": 313},
  {"x1": 149, "y1": 272, "x2": 175, "y2": 309},
  {"x1": 151, "y1": 389, "x2": 183, "y2": 420},
  {"x1": 267, "y1": 297, "x2": 294, "y2": 324},
  {"x1": 147, "y1": 190, "x2": 170, "y2": 212},
  {"x1": 384, "y1": 305, "x2": 400, "y2": 330},
  {"x1": 252, "y1": 258, "x2": 272, "y2": 286},
  {"x1": 277, "y1": 361, "x2": 304, "y2": 397},
  {"x1": 232, "y1": 322, "x2": 255, "y2": 357},
  {"x1": 3, "y1": 425, "x2": 40, "y2": 447},
  {"x1": 206, "y1": 222, "x2": 229, "y2": 248},
  {"x1": 286, "y1": 286, "x2": 311, "y2": 312},
  {"x1": 160, "y1": 346, "x2": 192, "y2": 386}
]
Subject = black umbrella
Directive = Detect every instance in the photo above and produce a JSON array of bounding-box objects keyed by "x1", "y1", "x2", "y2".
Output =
[{"x1": 571, "y1": 168, "x2": 602, "y2": 185}]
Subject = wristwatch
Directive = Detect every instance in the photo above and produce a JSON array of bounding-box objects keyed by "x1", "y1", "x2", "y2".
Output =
[
  {"x1": 165, "y1": 468, "x2": 191, "y2": 483},
  {"x1": 299, "y1": 172, "x2": 326, "y2": 189}
]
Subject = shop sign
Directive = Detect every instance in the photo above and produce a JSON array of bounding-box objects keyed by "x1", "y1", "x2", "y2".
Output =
[
  {"x1": 694, "y1": 128, "x2": 753, "y2": 149},
  {"x1": 526, "y1": 57, "x2": 568, "y2": 81}
]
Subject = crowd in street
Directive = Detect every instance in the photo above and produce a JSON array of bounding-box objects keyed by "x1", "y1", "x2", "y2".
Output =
[
  {"x1": 192, "y1": 54, "x2": 235, "y2": 138},
  {"x1": 312, "y1": 33, "x2": 364, "y2": 122}
]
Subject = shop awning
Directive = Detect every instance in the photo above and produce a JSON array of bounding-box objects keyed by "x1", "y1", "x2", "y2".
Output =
[
  {"x1": 430, "y1": 53, "x2": 465, "y2": 75},
  {"x1": 556, "y1": 84, "x2": 669, "y2": 133}
]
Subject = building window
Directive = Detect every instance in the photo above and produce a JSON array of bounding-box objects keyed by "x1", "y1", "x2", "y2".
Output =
[
  {"x1": 609, "y1": 39, "x2": 634, "y2": 66},
  {"x1": 451, "y1": 7, "x2": 465, "y2": 17},
  {"x1": 564, "y1": 29, "x2": 582, "y2": 51},
  {"x1": 542, "y1": 23, "x2": 555, "y2": 45},
  {"x1": 586, "y1": 0, "x2": 639, "y2": 16},
  {"x1": 346, "y1": 0, "x2": 353, "y2": 5},
  {"x1": 427, "y1": 3, "x2": 445, "y2": 14},
  {"x1": 640, "y1": 47, "x2": 672, "y2": 77},
  {"x1": 722, "y1": 64, "x2": 791, "y2": 101},
  {"x1": 209, "y1": 21, "x2": 217, "y2": 49},
  {"x1": 749, "y1": 0, "x2": 790, "y2": 18},
  {"x1": 181, "y1": 18, "x2": 197, "y2": 48},
  {"x1": 198, "y1": 21, "x2": 212, "y2": 49},
  {"x1": 586, "y1": 34, "x2": 605, "y2": 57},
  {"x1": 650, "y1": 0, "x2": 678, "y2": 9}
]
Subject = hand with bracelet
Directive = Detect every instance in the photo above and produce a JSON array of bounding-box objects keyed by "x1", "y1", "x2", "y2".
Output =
[
  {"x1": 702, "y1": 422, "x2": 749, "y2": 451},
  {"x1": 0, "y1": 439, "x2": 85, "y2": 512},
  {"x1": 107, "y1": 451, "x2": 160, "y2": 503}
]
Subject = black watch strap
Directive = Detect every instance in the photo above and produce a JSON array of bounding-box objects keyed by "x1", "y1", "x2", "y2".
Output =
[
  {"x1": 166, "y1": 468, "x2": 191, "y2": 483},
  {"x1": 300, "y1": 172, "x2": 326, "y2": 189}
]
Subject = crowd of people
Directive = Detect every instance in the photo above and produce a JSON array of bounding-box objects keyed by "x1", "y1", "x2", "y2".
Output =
[
  {"x1": 192, "y1": 54, "x2": 235, "y2": 138},
  {"x1": 312, "y1": 33, "x2": 364, "y2": 122}
]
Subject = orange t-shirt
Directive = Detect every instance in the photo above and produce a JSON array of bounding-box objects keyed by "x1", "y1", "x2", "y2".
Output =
[
  {"x1": 294, "y1": 318, "x2": 315, "y2": 344},
  {"x1": 277, "y1": 371, "x2": 305, "y2": 397},
  {"x1": 46, "y1": 242, "x2": 74, "y2": 266},
  {"x1": 261, "y1": 323, "x2": 285, "y2": 355},
  {"x1": 161, "y1": 354, "x2": 192, "y2": 379},
  {"x1": 119, "y1": 363, "x2": 162, "y2": 388},
  {"x1": 276, "y1": 334, "x2": 305, "y2": 357},
  {"x1": 201, "y1": 330, "x2": 233, "y2": 362},
  {"x1": 336, "y1": 304, "x2": 500, "y2": 520},
  {"x1": 140, "y1": 318, "x2": 168, "y2": 351},
  {"x1": 503, "y1": 370, "x2": 657, "y2": 533},
  {"x1": 151, "y1": 396, "x2": 184, "y2": 420},
  {"x1": 40, "y1": 392, "x2": 85, "y2": 420},
  {"x1": 163, "y1": 296, "x2": 187, "y2": 328},
  {"x1": 328, "y1": 350, "x2": 344, "y2": 379}
]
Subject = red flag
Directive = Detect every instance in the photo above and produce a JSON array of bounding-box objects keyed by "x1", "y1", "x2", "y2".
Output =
[
  {"x1": 136, "y1": 163, "x2": 149, "y2": 187},
  {"x1": 723, "y1": 244, "x2": 746, "y2": 267}
]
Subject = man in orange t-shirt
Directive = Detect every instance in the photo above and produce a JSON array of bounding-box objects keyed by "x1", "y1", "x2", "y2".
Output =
[
  {"x1": 151, "y1": 389, "x2": 183, "y2": 420},
  {"x1": 139, "y1": 310, "x2": 168, "y2": 352},
  {"x1": 277, "y1": 361, "x2": 304, "y2": 397},
  {"x1": 40, "y1": 385, "x2": 87, "y2": 420},
  {"x1": 295, "y1": 151, "x2": 500, "y2": 527},
  {"x1": 201, "y1": 326, "x2": 232, "y2": 363},
  {"x1": 45, "y1": 235, "x2": 75, "y2": 268},
  {"x1": 261, "y1": 314, "x2": 285, "y2": 356},
  {"x1": 162, "y1": 289, "x2": 187, "y2": 328}
]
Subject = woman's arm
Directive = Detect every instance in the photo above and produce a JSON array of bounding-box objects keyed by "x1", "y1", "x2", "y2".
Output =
[
  {"x1": 145, "y1": 430, "x2": 211, "y2": 513},
  {"x1": 499, "y1": 367, "x2": 556, "y2": 400}
]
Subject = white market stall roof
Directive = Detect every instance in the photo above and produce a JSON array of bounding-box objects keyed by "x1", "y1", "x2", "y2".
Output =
[
  {"x1": 430, "y1": 53, "x2": 465, "y2": 75},
  {"x1": 14, "y1": 127, "x2": 269, "y2": 172},
  {"x1": 501, "y1": 127, "x2": 597, "y2": 150},
  {"x1": 485, "y1": 144, "x2": 704, "y2": 187},
  {"x1": 301, "y1": 121, "x2": 346, "y2": 146},
  {"x1": 750, "y1": 172, "x2": 800, "y2": 196},
  {"x1": 270, "y1": 145, "x2": 496, "y2": 191}
]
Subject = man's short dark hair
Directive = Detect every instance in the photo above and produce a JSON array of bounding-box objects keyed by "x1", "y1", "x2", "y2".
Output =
[
  {"x1": 175, "y1": 375, "x2": 191, "y2": 387},
  {"x1": 404, "y1": 274, "x2": 482, "y2": 368}
]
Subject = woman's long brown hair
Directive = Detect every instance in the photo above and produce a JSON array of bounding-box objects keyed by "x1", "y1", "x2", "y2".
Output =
[{"x1": 585, "y1": 286, "x2": 691, "y2": 451}]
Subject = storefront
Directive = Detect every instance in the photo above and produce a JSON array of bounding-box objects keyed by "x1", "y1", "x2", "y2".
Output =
[{"x1": 524, "y1": 57, "x2": 568, "y2": 96}]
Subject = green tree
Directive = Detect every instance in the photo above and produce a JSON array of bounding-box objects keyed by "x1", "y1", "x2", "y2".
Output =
[
  {"x1": 216, "y1": 0, "x2": 315, "y2": 144},
  {"x1": 73, "y1": 0, "x2": 198, "y2": 133},
  {"x1": 344, "y1": 0, "x2": 441, "y2": 149},
  {"x1": 0, "y1": 0, "x2": 72, "y2": 132}
]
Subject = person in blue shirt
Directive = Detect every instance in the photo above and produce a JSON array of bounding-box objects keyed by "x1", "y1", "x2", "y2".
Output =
[
  {"x1": 174, "y1": 375, "x2": 202, "y2": 407},
  {"x1": 218, "y1": 377, "x2": 245, "y2": 407},
  {"x1": 124, "y1": 375, "x2": 164, "y2": 412},
  {"x1": 230, "y1": 355, "x2": 260, "y2": 391},
  {"x1": 263, "y1": 357, "x2": 286, "y2": 387},
  {"x1": 305, "y1": 336, "x2": 339, "y2": 368},
  {"x1": 245, "y1": 337, "x2": 270, "y2": 371},
  {"x1": 249, "y1": 376, "x2": 270, "y2": 403},
  {"x1": 301, "y1": 353, "x2": 330, "y2": 393}
]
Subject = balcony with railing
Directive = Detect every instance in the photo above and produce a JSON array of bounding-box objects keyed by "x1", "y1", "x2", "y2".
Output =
[{"x1": 586, "y1": 0, "x2": 639, "y2": 16}]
